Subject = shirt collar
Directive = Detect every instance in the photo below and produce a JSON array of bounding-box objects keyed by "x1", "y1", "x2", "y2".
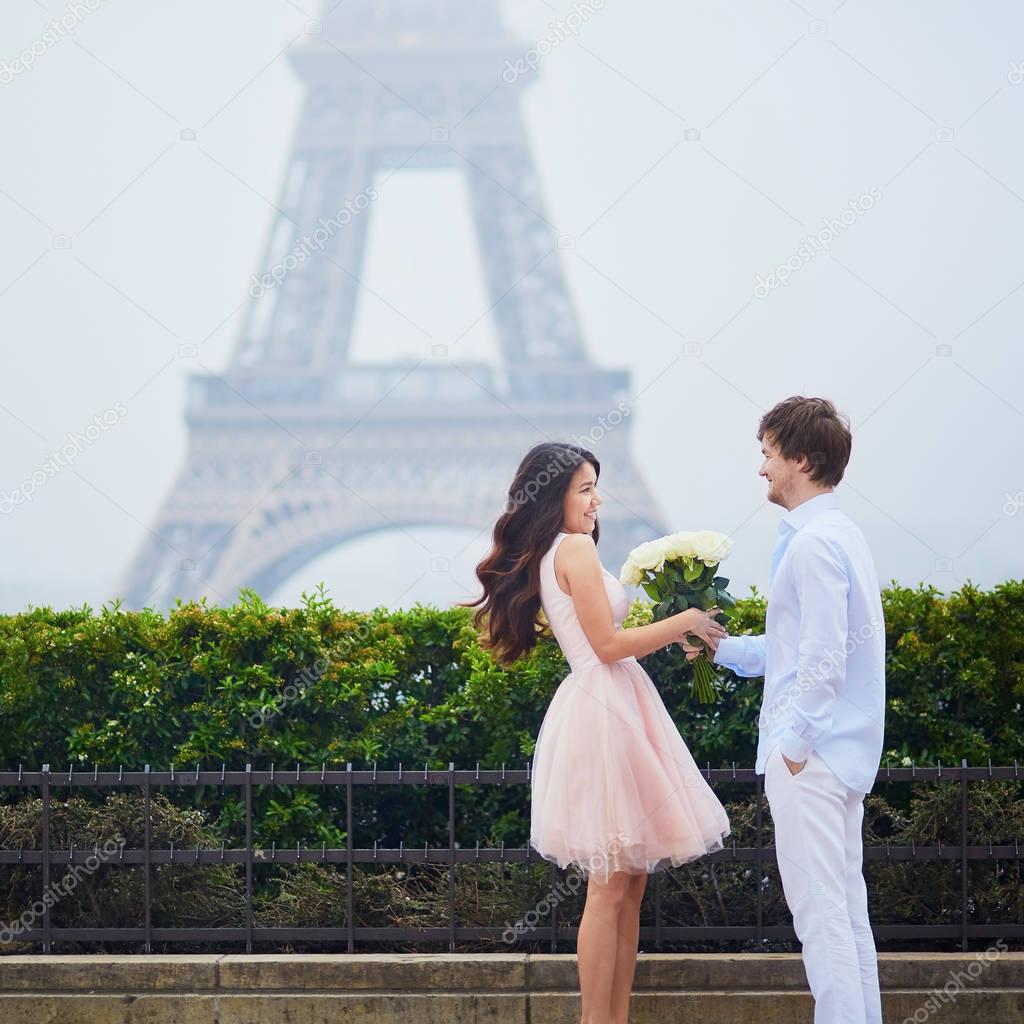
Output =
[{"x1": 779, "y1": 490, "x2": 839, "y2": 535}]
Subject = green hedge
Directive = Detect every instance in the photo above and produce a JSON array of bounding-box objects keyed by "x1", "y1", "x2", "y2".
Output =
[
  {"x1": 0, "y1": 582, "x2": 1021, "y2": 952},
  {"x1": 0, "y1": 581, "x2": 1022, "y2": 851}
]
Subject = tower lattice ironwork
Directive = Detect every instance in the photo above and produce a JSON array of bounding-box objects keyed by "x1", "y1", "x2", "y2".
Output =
[{"x1": 119, "y1": 0, "x2": 665, "y2": 609}]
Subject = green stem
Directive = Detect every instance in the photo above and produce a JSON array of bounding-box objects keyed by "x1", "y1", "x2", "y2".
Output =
[{"x1": 691, "y1": 651, "x2": 721, "y2": 704}]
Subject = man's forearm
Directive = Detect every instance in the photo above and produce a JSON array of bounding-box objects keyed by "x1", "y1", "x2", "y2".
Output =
[{"x1": 713, "y1": 634, "x2": 767, "y2": 677}]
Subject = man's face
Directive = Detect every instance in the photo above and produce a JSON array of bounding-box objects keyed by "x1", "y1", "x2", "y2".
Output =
[{"x1": 759, "y1": 433, "x2": 803, "y2": 510}]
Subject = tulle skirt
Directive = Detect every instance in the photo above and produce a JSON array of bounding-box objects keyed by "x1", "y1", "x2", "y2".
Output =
[{"x1": 529, "y1": 657, "x2": 730, "y2": 884}]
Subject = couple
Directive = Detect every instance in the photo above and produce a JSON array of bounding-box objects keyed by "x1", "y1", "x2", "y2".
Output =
[{"x1": 468, "y1": 396, "x2": 886, "y2": 1024}]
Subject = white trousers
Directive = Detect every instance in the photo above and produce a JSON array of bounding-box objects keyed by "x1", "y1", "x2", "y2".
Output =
[{"x1": 764, "y1": 745, "x2": 883, "y2": 1024}]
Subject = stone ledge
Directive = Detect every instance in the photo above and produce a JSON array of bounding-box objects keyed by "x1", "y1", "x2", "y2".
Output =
[
  {"x1": 532, "y1": 951, "x2": 1024, "y2": 991},
  {"x1": 0, "y1": 994, "x2": 529, "y2": 1024},
  {"x1": 531, "y1": 989, "x2": 1024, "y2": 1024},
  {"x1": 0, "y1": 990, "x2": 1021, "y2": 1024},
  {"x1": 3, "y1": 952, "x2": 1021, "y2": 992},
  {"x1": 0, "y1": 953, "x2": 1021, "y2": 1024},
  {"x1": 0, "y1": 954, "x2": 222, "y2": 992}
]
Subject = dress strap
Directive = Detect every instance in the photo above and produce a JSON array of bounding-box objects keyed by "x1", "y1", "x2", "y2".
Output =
[{"x1": 543, "y1": 532, "x2": 574, "y2": 601}]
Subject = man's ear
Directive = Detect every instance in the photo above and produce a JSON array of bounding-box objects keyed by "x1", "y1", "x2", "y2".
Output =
[{"x1": 806, "y1": 450, "x2": 828, "y2": 475}]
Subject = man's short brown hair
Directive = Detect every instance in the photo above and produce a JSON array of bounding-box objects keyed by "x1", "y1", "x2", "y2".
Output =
[{"x1": 758, "y1": 396, "x2": 852, "y2": 486}]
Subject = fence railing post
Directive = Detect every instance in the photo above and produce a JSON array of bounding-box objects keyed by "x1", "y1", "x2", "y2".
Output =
[
  {"x1": 244, "y1": 763, "x2": 253, "y2": 953},
  {"x1": 755, "y1": 771, "x2": 764, "y2": 946},
  {"x1": 448, "y1": 763, "x2": 457, "y2": 953},
  {"x1": 960, "y1": 758, "x2": 969, "y2": 953},
  {"x1": 41, "y1": 763, "x2": 51, "y2": 954},
  {"x1": 654, "y1": 871, "x2": 662, "y2": 952},
  {"x1": 548, "y1": 861, "x2": 558, "y2": 953},
  {"x1": 346, "y1": 762, "x2": 354, "y2": 953},
  {"x1": 143, "y1": 764, "x2": 152, "y2": 953}
]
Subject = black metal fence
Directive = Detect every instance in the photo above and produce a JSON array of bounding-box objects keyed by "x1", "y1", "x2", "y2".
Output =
[{"x1": 1, "y1": 761, "x2": 1021, "y2": 953}]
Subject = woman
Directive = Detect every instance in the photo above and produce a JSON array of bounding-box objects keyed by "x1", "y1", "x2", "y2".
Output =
[{"x1": 467, "y1": 441, "x2": 731, "y2": 1024}]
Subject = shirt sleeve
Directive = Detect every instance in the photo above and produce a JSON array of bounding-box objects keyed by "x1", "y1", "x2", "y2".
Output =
[
  {"x1": 777, "y1": 532, "x2": 850, "y2": 764},
  {"x1": 713, "y1": 634, "x2": 767, "y2": 677}
]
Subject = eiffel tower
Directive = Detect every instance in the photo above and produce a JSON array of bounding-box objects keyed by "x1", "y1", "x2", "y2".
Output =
[{"x1": 119, "y1": 0, "x2": 666, "y2": 610}]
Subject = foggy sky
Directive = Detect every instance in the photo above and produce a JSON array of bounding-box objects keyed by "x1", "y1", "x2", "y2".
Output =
[{"x1": 2, "y1": 0, "x2": 1023, "y2": 615}]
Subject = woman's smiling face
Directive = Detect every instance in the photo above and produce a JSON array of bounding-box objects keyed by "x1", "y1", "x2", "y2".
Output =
[{"x1": 562, "y1": 461, "x2": 601, "y2": 534}]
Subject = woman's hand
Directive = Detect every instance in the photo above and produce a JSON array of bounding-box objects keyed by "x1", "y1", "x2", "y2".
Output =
[
  {"x1": 679, "y1": 640, "x2": 703, "y2": 662},
  {"x1": 678, "y1": 608, "x2": 728, "y2": 652}
]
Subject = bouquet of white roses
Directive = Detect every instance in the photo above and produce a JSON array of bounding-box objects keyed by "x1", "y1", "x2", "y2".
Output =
[{"x1": 620, "y1": 530, "x2": 736, "y2": 702}]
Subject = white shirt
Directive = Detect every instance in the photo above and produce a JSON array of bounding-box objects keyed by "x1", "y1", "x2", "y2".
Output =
[{"x1": 713, "y1": 491, "x2": 886, "y2": 794}]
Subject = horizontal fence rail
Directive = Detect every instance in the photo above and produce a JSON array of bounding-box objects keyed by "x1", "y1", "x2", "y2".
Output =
[{"x1": 0, "y1": 761, "x2": 1021, "y2": 953}]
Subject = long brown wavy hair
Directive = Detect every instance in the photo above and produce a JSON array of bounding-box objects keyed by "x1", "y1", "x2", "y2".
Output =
[{"x1": 463, "y1": 442, "x2": 601, "y2": 666}]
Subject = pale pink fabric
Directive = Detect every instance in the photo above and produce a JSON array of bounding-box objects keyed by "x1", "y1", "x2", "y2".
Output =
[{"x1": 529, "y1": 532, "x2": 731, "y2": 882}]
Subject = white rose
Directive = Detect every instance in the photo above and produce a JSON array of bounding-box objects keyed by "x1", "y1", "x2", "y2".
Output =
[
  {"x1": 621, "y1": 529, "x2": 732, "y2": 584},
  {"x1": 626, "y1": 539, "x2": 668, "y2": 573},
  {"x1": 691, "y1": 530, "x2": 732, "y2": 565},
  {"x1": 619, "y1": 557, "x2": 643, "y2": 586},
  {"x1": 619, "y1": 535, "x2": 675, "y2": 584},
  {"x1": 663, "y1": 531, "x2": 697, "y2": 561}
]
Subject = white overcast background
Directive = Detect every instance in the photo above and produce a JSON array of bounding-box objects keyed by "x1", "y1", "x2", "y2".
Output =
[{"x1": 2, "y1": 0, "x2": 1023, "y2": 614}]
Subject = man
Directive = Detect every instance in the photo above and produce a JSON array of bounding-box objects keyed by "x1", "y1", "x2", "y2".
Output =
[{"x1": 685, "y1": 396, "x2": 885, "y2": 1024}]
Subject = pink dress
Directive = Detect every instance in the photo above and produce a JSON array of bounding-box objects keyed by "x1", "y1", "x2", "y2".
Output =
[{"x1": 529, "y1": 531, "x2": 731, "y2": 882}]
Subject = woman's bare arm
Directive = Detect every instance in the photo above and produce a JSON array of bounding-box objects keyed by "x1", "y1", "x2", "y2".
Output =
[{"x1": 555, "y1": 533, "x2": 725, "y2": 664}]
